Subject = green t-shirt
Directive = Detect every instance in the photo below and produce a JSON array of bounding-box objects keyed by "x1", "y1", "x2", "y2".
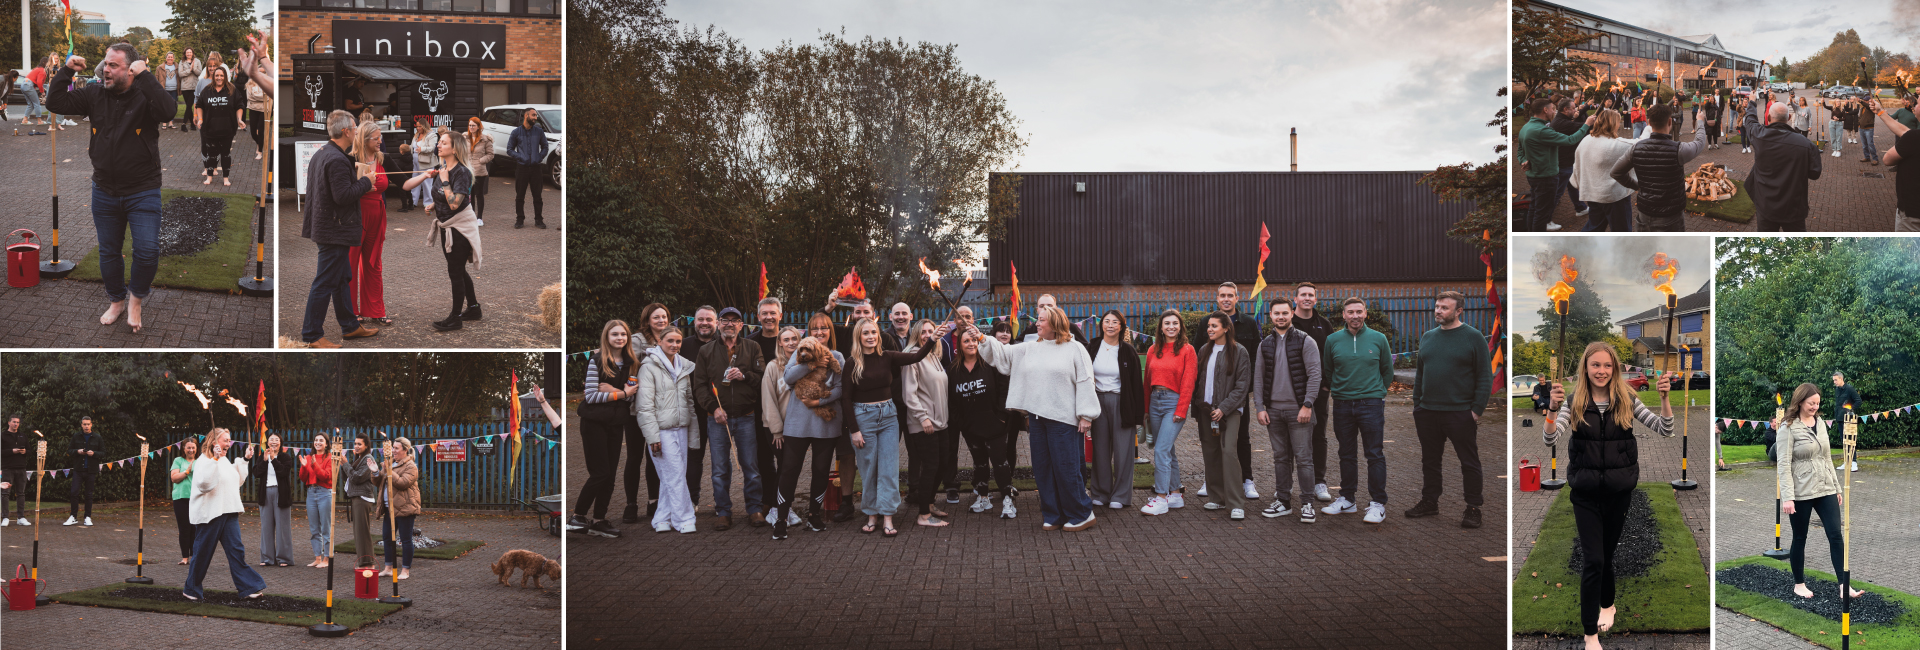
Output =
[
  {"x1": 1895, "y1": 107, "x2": 1920, "y2": 132},
  {"x1": 169, "y1": 457, "x2": 193, "y2": 500}
]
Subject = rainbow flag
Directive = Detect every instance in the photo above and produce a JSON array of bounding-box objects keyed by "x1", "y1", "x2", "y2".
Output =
[{"x1": 1251, "y1": 223, "x2": 1270, "y2": 321}]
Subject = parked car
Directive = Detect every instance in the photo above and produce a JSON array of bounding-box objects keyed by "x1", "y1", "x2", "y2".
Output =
[
  {"x1": 1686, "y1": 371, "x2": 1711, "y2": 390},
  {"x1": 1733, "y1": 86, "x2": 1754, "y2": 98},
  {"x1": 1511, "y1": 374, "x2": 1540, "y2": 399},
  {"x1": 1624, "y1": 370, "x2": 1648, "y2": 390},
  {"x1": 479, "y1": 104, "x2": 564, "y2": 189}
]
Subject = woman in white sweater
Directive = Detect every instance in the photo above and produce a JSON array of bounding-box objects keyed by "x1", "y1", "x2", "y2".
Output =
[
  {"x1": 967, "y1": 306, "x2": 1102, "y2": 532},
  {"x1": 184, "y1": 428, "x2": 268, "y2": 600},
  {"x1": 900, "y1": 320, "x2": 952, "y2": 527},
  {"x1": 1569, "y1": 109, "x2": 1640, "y2": 233},
  {"x1": 639, "y1": 329, "x2": 701, "y2": 534}
]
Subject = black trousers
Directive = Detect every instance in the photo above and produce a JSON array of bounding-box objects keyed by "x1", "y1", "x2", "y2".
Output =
[
  {"x1": 1755, "y1": 219, "x2": 1808, "y2": 233},
  {"x1": 939, "y1": 428, "x2": 963, "y2": 496},
  {"x1": 756, "y1": 421, "x2": 780, "y2": 513},
  {"x1": 179, "y1": 90, "x2": 195, "y2": 130},
  {"x1": 513, "y1": 163, "x2": 545, "y2": 221},
  {"x1": 1309, "y1": 394, "x2": 1330, "y2": 485},
  {"x1": 201, "y1": 131, "x2": 235, "y2": 177},
  {"x1": 471, "y1": 176, "x2": 489, "y2": 220},
  {"x1": 69, "y1": 471, "x2": 95, "y2": 518},
  {"x1": 173, "y1": 497, "x2": 196, "y2": 558},
  {"x1": 905, "y1": 429, "x2": 945, "y2": 514},
  {"x1": 1789, "y1": 493, "x2": 1846, "y2": 585},
  {"x1": 1, "y1": 468, "x2": 26, "y2": 519},
  {"x1": 1571, "y1": 487, "x2": 1632, "y2": 636},
  {"x1": 574, "y1": 417, "x2": 624, "y2": 519},
  {"x1": 442, "y1": 229, "x2": 478, "y2": 317},
  {"x1": 957, "y1": 422, "x2": 1012, "y2": 500},
  {"x1": 774, "y1": 437, "x2": 834, "y2": 525},
  {"x1": 1236, "y1": 403, "x2": 1253, "y2": 479},
  {"x1": 1001, "y1": 416, "x2": 1023, "y2": 472},
  {"x1": 1414, "y1": 407, "x2": 1484, "y2": 507},
  {"x1": 247, "y1": 109, "x2": 266, "y2": 152}
]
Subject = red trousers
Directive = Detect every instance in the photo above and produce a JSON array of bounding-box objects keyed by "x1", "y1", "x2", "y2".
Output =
[{"x1": 349, "y1": 208, "x2": 387, "y2": 318}]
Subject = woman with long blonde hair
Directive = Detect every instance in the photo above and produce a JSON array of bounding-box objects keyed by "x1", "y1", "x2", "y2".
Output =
[
  {"x1": 184, "y1": 428, "x2": 267, "y2": 600},
  {"x1": 571, "y1": 319, "x2": 641, "y2": 538},
  {"x1": 1570, "y1": 109, "x2": 1639, "y2": 232},
  {"x1": 350, "y1": 121, "x2": 391, "y2": 324},
  {"x1": 1542, "y1": 342, "x2": 1673, "y2": 649},
  {"x1": 843, "y1": 316, "x2": 945, "y2": 536},
  {"x1": 403, "y1": 131, "x2": 481, "y2": 332},
  {"x1": 1773, "y1": 382, "x2": 1860, "y2": 602}
]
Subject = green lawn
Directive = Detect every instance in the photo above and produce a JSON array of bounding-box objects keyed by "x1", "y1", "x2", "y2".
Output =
[
  {"x1": 1511, "y1": 484, "x2": 1710, "y2": 635},
  {"x1": 1687, "y1": 178, "x2": 1755, "y2": 224},
  {"x1": 51, "y1": 583, "x2": 402, "y2": 630},
  {"x1": 68, "y1": 189, "x2": 257, "y2": 292},
  {"x1": 1720, "y1": 444, "x2": 1920, "y2": 465},
  {"x1": 1717, "y1": 555, "x2": 1920, "y2": 649}
]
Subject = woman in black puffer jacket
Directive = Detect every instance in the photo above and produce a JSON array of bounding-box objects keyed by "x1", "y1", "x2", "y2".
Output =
[{"x1": 1542, "y1": 341, "x2": 1673, "y2": 649}]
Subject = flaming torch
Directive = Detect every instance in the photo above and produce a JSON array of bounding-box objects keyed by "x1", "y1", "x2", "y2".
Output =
[
  {"x1": 310, "y1": 430, "x2": 347, "y2": 637},
  {"x1": 223, "y1": 390, "x2": 251, "y2": 448},
  {"x1": 1533, "y1": 250, "x2": 1578, "y2": 490},
  {"x1": 125, "y1": 432, "x2": 153, "y2": 585},
  {"x1": 1764, "y1": 392, "x2": 1792, "y2": 559},
  {"x1": 917, "y1": 257, "x2": 963, "y2": 319},
  {"x1": 1644, "y1": 252, "x2": 1695, "y2": 489},
  {"x1": 170, "y1": 372, "x2": 215, "y2": 430}
]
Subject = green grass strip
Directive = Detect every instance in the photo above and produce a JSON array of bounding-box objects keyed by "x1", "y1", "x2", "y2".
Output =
[
  {"x1": 68, "y1": 189, "x2": 259, "y2": 292},
  {"x1": 1511, "y1": 484, "x2": 1711, "y2": 635},
  {"x1": 50, "y1": 582, "x2": 401, "y2": 630},
  {"x1": 334, "y1": 538, "x2": 485, "y2": 560},
  {"x1": 1716, "y1": 555, "x2": 1920, "y2": 649},
  {"x1": 1687, "y1": 178, "x2": 1755, "y2": 224}
]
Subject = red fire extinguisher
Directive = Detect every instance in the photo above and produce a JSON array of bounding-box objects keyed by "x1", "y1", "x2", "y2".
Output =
[
  {"x1": 1519, "y1": 458, "x2": 1541, "y2": 492},
  {"x1": 5, "y1": 230, "x2": 40, "y2": 289},
  {"x1": 8, "y1": 564, "x2": 44, "y2": 611},
  {"x1": 354, "y1": 567, "x2": 380, "y2": 599}
]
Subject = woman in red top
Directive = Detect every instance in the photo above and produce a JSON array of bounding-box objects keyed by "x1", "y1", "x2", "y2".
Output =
[
  {"x1": 300, "y1": 432, "x2": 337, "y2": 569},
  {"x1": 1140, "y1": 309, "x2": 1197, "y2": 515},
  {"x1": 349, "y1": 122, "x2": 390, "y2": 325}
]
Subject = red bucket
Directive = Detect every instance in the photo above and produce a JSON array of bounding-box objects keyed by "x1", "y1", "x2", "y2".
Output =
[
  {"x1": 5, "y1": 230, "x2": 39, "y2": 289},
  {"x1": 7, "y1": 564, "x2": 43, "y2": 611},
  {"x1": 354, "y1": 567, "x2": 380, "y2": 599},
  {"x1": 1519, "y1": 459, "x2": 1541, "y2": 492}
]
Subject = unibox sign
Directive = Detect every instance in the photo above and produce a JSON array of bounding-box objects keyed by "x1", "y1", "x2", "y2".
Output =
[
  {"x1": 332, "y1": 20, "x2": 507, "y2": 69},
  {"x1": 299, "y1": 73, "x2": 334, "y2": 130}
]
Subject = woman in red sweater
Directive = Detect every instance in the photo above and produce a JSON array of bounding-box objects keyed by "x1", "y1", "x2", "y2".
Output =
[
  {"x1": 1140, "y1": 309, "x2": 1197, "y2": 515},
  {"x1": 300, "y1": 432, "x2": 337, "y2": 569}
]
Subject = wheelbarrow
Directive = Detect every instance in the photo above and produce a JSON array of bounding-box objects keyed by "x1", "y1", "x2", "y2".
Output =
[{"x1": 523, "y1": 494, "x2": 564, "y2": 537}]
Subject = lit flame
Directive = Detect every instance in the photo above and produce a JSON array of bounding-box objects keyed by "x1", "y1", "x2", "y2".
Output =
[
  {"x1": 176, "y1": 381, "x2": 211, "y2": 410},
  {"x1": 1774, "y1": 393, "x2": 1782, "y2": 406},
  {"x1": 224, "y1": 396, "x2": 248, "y2": 417},
  {"x1": 1649, "y1": 252, "x2": 1678, "y2": 298},
  {"x1": 1545, "y1": 255, "x2": 1577, "y2": 313},
  {"x1": 135, "y1": 432, "x2": 146, "y2": 441},
  {"x1": 32, "y1": 430, "x2": 42, "y2": 438},
  {"x1": 917, "y1": 257, "x2": 942, "y2": 291}
]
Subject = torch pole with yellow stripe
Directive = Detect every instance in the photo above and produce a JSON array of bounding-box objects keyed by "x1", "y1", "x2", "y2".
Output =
[
  {"x1": 1763, "y1": 393, "x2": 1790, "y2": 560},
  {"x1": 1672, "y1": 348, "x2": 1697, "y2": 490},
  {"x1": 1842, "y1": 405, "x2": 1856, "y2": 650},
  {"x1": 238, "y1": 68, "x2": 272, "y2": 297},
  {"x1": 310, "y1": 432, "x2": 348, "y2": 637},
  {"x1": 124, "y1": 434, "x2": 153, "y2": 584}
]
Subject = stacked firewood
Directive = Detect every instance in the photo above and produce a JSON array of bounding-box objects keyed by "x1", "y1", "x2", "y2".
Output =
[{"x1": 1685, "y1": 163, "x2": 1736, "y2": 201}]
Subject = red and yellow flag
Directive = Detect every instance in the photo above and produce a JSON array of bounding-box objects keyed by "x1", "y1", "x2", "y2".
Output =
[
  {"x1": 506, "y1": 370, "x2": 524, "y2": 488},
  {"x1": 1251, "y1": 223, "x2": 1271, "y2": 317},
  {"x1": 254, "y1": 380, "x2": 267, "y2": 437},
  {"x1": 1009, "y1": 262, "x2": 1021, "y2": 338},
  {"x1": 758, "y1": 262, "x2": 768, "y2": 302}
]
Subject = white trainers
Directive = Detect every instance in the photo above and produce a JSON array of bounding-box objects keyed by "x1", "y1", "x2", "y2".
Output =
[
  {"x1": 1000, "y1": 498, "x2": 1017, "y2": 519},
  {"x1": 1834, "y1": 150, "x2": 1843, "y2": 157},
  {"x1": 1229, "y1": 508, "x2": 1245, "y2": 521},
  {"x1": 18, "y1": 518, "x2": 28, "y2": 526},
  {"x1": 83, "y1": 517, "x2": 92, "y2": 526},
  {"x1": 1203, "y1": 501, "x2": 1224, "y2": 510},
  {"x1": 1063, "y1": 512, "x2": 1097, "y2": 531},
  {"x1": 1166, "y1": 492, "x2": 1186, "y2": 509},
  {"x1": 1140, "y1": 496, "x2": 1169, "y2": 516},
  {"x1": 1261, "y1": 499, "x2": 1293, "y2": 518},
  {"x1": 1544, "y1": 222, "x2": 1564, "y2": 231},
  {"x1": 1300, "y1": 504, "x2": 1316, "y2": 524},
  {"x1": 1314, "y1": 484, "x2": 1333, "y2": 502},
  {"x1": 1321, "y1": 497, "x2": 1356, "y2": 515},
  {"x1": 1837, "y1": 461, "x2": 1859, "y2": 472},
  {"x1": 2, "y1": 518, "x2": 9, "y2": 527},
  {"x1": 1197, "y1": 483, "x2": 1208, "y2": 497},
  {"x1": 970, "y1": 495, "x2": 995, "y2": 513},
  {"x1": 1108, "y1": 501, "x2": 1123, "y2": 509},
  {"x1": 1574, "y1": 207, "x2": 1590, "y2": 217},
  {"x1": 62, "y1": 515, "x2": 76, "y2": 526},
  {"x1": 1243, "y1": 480, "x2": 1259, "y2": 500},
  {"x1": 764, "y1": 509, "x2": 801, "y2": 527},
  {"x1": 1363, "y1": 502, "x2": 1386, "y2": 524}
]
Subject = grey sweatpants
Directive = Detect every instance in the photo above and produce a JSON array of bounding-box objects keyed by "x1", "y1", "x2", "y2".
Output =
[
  {"x1": 1199, "y1": 411, "x2": 1246, "y2": 510},
  {"x1": 351, "y1": 498, "x2": 376, "y2": 568},
  {"x1": 1267, "y1": 410, "x2": 1315, "y2": 505},
  {"x1": 1088, "y1": 391, "x2": 1133, "y2": 506},
  {"x1": 258, "y1": 485, "x2": 294, "y2": 565}
]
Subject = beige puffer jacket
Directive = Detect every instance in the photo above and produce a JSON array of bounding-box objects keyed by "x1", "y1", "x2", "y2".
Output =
[
  {"x1": 1776, "y1": 417, "x2": 1839, "y2": 502},
  {"x1": 637, "y1": 347, "x2": 701, "y2": 449}
]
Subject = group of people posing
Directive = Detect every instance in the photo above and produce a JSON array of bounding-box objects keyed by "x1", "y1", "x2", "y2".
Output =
[{"x1": 571, "y1": 281, "x2": 1493, "y2": 542}]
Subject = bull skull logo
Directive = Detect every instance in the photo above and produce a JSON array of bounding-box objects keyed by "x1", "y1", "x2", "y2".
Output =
[
  {"x1": 418, "y1": 81, "x2": 450, "y2": 112},
  {"x1": 304, "y1": 76, "x2": 324, "y2": 109}
]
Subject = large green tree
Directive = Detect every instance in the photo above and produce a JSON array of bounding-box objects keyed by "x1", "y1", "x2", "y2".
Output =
[
  {"x1": 162, "y1": 0, "x2": 253, "y2": 56},
  {"x1": 1512, "y1": 1, "x2": 1597, "y2": 97},
  {"x1": 1420, "y1": 87, "x2": 1507, "y2": 257},
  {"x1": 1529, "y1": 274, "x2": 1614, "y2": 373}
]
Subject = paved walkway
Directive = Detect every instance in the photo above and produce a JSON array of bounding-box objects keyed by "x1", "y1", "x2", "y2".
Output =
[
  {"x1": 0, "y1": 113, "x2": 271, "y2": 347},
  {"x1": 276, "y1": 169, "x2": 561, "y2": 348},
  {"x1": 565, "y1": 392, "x2": 1508, "y2": 648},
  {"x1": 0, "y1": 502, "x2": 557, "y2": 649},
  {"x1": 1516, "y1": 88, "x2": 1902, "y2": 233},
  {"x1": 1509, "y1": 404, "x2": 1712, "y2": 648}
]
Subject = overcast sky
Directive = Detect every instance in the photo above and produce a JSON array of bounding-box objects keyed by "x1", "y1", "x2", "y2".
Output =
[
  {"x1": 1510, "y1": 235, "x2": 1712, "y2": 340},
  {"x1": 52, "y1": 0, "x2": 274, "y2": 40},
  {"x1": 1558, "y1": 0, "x2": 1920, "y2": 65},
  {"x1": 663, "y1": 0, "x2": 1506, "y2": 173}
]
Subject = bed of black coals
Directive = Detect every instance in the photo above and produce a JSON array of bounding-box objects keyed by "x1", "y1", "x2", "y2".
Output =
[
  {"x1": 1568, "y1": 489, "x2": 1662, "y2": 579},
  {"x1": 1717, "y1": 563, "x2": 1907, "y2": 624},
  {"x1": 107, "y1": 584, "x2": 323, "y2": 612},
  {"x1": 156, "y1": 197, "x2": 228, "y2": 257}
]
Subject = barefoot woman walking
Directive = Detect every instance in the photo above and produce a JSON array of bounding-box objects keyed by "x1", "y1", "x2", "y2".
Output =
[{"x1": 1774, "y1": 383, "x2": 1863, "y2": 602}]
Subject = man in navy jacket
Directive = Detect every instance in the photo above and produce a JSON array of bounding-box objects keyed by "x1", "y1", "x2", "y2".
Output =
[{"x1": 508, "y1": 108, "x2": 550, "y2": 229}]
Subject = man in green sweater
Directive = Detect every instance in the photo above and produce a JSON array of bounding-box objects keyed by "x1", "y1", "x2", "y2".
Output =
[
  {"x1": 1519, "y1": 97, "x2": 1597, "y2": 232},
  {"x1": 1405, "y1": 291, "x2": 1492, "y2": 529},
  {"x1": 1320, "y1": 297, "x2": 1395, "y2": 524}
]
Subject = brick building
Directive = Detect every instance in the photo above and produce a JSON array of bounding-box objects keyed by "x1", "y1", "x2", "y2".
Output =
[
  {"x1": 1524, "y1": 0, "x2": 1767, "y2": 91},
  {"x1": 1619, "y1": 281, "x2": 1710, "y2": 373},
  {"x1": 275, "y1": 0, "x2": 560, "y2": 129}
]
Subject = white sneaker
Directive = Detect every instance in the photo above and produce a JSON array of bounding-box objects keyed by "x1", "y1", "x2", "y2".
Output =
[
  {"x1": 1243, "y1": 480, "x2": 1259, "y2": 500},
  {"x1": 1574, "y1": 207, "x2": 1590, "y2": 217},
  {"x1": 1166, "y1": 492, "x2": 1186, "y2": 509},
  {"x1": 17, "y1": 518, "x2": 28, "y2": 526},
  {"x1": 62, "y1": 515, "x2": 76, "y2": 526},
  {"x1": 970, "y1": 495, "x2": 995, "y2": 513},
  {"x1": 1203, "y1": 501, "x2": 1224, "y2": 510},
  {"x1": 1000, "y1": 498, "x2": 1017, "y2": 519},
  {"x1": 1314, "y1": 484, "x2": 1333, "y2": 502},
  {"x1": 1363, "y1": 502, "x2": 1386, "y2": 524},
  {"x1": 1544, "y1": 222, "x2": 1564, "y2": 231},
  {"x1": 1229, "y1": 508, "x2": 1245, "y2": 521},
  {"x1": 1140, "y1": 496, "x2": 1169, "y2": 516},
  {"x1": 1063, "y1": 512, "x2": 1097, "y2": 531},
  {"x1": 1261, "y1": 499, "x2": 1293, "y2": 518},
  {"x1": 2, "y1": 518, "x2": 9, "y2": 527},
  {"x1": 1300, "y1": 505, "x2": 1316, "y2": 524},
  {"x1": 764, "y1": 509, "x2": 802, "y2": 526},
  {"x1": 1321, "y1": 497, "x2": 1356, "y2": 515},
  {"x1": 1108, "y1": 501, "x2": 1123, "y2": 509},
  {"x1": 83, "y1": 517, "x2": 92, "y2": 526},
  {"x1": 1837, "y1": 461, "x2": 1859, "y2": 471},
  {"x1": 59, "y1": 119, "x2": 75, "y2": 126},
  {"x1": 1197, "y1": 483, "x2": 1208, "y2": 497}
]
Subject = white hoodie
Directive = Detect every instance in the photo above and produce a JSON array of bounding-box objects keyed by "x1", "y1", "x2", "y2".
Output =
[{"x1": 189, "y1": 453, "x2": 249, "y2": 525}]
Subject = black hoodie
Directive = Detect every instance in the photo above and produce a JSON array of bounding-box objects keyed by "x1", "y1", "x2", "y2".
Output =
[
  {"x1": 2, "y1": 426, "x2": 31, "y2": 470},
  {"x1": 45, "y1": 64, "x2": 178, "y2": 197},
  {"x1": 945, "y1": 354, "x2": 1007, "y2": 434}
]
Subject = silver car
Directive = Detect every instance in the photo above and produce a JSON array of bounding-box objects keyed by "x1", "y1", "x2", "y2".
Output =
[{"x1": 480, "y1": 104, "x2": 563, "y2": 189}]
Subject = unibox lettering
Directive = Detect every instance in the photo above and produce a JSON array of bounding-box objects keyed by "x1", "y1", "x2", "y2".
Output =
[{"x1": 330, "y1": 20, "x2": 508, "y2": 69}]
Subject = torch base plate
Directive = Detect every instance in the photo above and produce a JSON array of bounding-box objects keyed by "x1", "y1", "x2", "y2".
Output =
[
  {"x1": 34, "y1": 595, "x2": 50, "y2": 606},
  {"x1": 377, "y1": 596, "x2": 411, "y2": 607},
  {"x1": 309, "y1": 623, "x2": 350, "y2": 637},
  {"x1": 1762, "y1": 548, "x2": 1793, "y2": 560},
  {"x1": 37, "y1": 260, "x2": 73, "y2": 279},
  {"x1": 237, "y1": 276, "x2": 274, "y2": 297},
  {"x1": 124, "y1": 576, "x2": 153, "y2": 584},
  {"x1": 1540, "y1": 480, "x2": 1566, "y2": 491},
  {"x1": 1671, "y1": 479, "x2": 1699, "y2": 490}
]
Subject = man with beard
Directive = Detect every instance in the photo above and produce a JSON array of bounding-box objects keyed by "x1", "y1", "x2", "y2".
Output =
[
  {"x1": 1191, "y1": 282, "x2": 1261, "y2": 502},
  {"x1": 1253, "y1": 300, "x2": 1321, "y2": 523},
  {"x1": 65, "y1": 417, "x2": 103, "y2": 526},
  {"x1": 691, "y1": 307, "x2": 765, "y2": 531},
  {"x1": 2, "y1": 416, "x2": 29, "y2": 526},
  {"x1": 1610, "y1": 102, "x2": 1706, "y2": 231},
  {"x1": 1320, "y1": 298, "x2": 1394, "y2": 524},
  {"x1": 1404, "y1": 292, "x2": 1491, "y2": 529},
  {"x1": 746, "y1": 297, "x2": 789, "y2": 526},
  {"x1": 1291, "y1": 282, "x2": 1337, "y2": 503}
]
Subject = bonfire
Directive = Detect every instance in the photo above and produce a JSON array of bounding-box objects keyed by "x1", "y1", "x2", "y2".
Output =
[{"x1": 1684, "y1": 163, "x2": 1736, "y2": 201}]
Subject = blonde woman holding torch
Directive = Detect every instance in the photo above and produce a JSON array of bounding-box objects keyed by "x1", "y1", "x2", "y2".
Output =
[
  {"x1": 184, "y1": 428, "x2": 267, "y2": 600},
  {"x1": 965, "y1": 306, "x2": 1101, "y2": 532}
]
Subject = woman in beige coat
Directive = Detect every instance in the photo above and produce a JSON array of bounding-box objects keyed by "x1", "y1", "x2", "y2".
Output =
[
  {"x1": 900, "y1": 319, "x2": 951, "y2": 527},
  {"x1": 377, "y1": 440, "x2": 422, "y2": 580},
  {"x1": 177, "y1": 49, "x2": 202, "y2": 132},
  {"x1": 1773, "y1": 382, "x2": 1861, "y2": 601},
  {"x1": 466, "y1": 117, "x2": 497, "y2": 224},
  {"x1": 639, "y1": 329, "x2": 700, "y2": 533}
]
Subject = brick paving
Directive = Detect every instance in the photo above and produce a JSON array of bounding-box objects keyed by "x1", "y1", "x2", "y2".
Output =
[
  {"x1": 1516, "y1": 88, "x2": 1903, "y2": 232},
  {"x1": 1509, "y1": 404, "x2": 1712, "y2": 648},
  {"x1": 1715, "y1": 451, "x2": 1920, "y2": 649},
  {"x1": 276, "y1": 170, "x2": 561, "y2": 349},
  {"x1": 0, "y1": 502, "x2": 559, "y2": 649},
  {"x1": 0, "y1": 110, "x2": 272, "y2": 347},
  {"x1": 565, "y1": 392, "x2": 1508, "y2": 649}
]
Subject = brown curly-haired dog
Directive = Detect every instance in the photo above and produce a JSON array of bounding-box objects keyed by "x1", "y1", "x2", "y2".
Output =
[
  {"x1": 491, "y1": 549, "x2": 560, "y2": 588},
  {"x1": 793, "y1": 337, "x2": 841, "y2": 421}
]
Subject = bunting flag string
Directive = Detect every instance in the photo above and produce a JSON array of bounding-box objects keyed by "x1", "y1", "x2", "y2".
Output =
[{"x1": 27, "y1": 430, "x2": 560, "y2": 479}]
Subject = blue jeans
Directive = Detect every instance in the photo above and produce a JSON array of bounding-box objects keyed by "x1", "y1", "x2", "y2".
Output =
[
  {"x1": 1526, "y1": 175, "x2": 1561, "y2": 231},
  {"x1": 306, "y1": 486, "x2": 331, "y2": 557},
  {"x1": 852, "y1": 402, "x2": 901, "y2": 516},
  {"x1": 184, "y1": 512, "x2": 268, "y2": 599},
  {"x1": 17, "y1": 81, "x2": 41, "y2": 119},
  {"x1": 1557, "y1": 166, "x2": 1587, "y2": 212},
  {"x1": 91, "y1": 185, "x2": 161, "y2": 302},
  {"x1": 1828, "y1": 121, "x2": 1844, "y2": 153},
  {"x1": 1028, "y1": 415, "x2": 1094, "y2": 526},
  {"x1": 1581, "y1": 197, "x2": 1634, "y2": 232},
  {"x1": 301, "y1": 243, "x2": 358, "y2": 342},
  {"x1": 382, "y1": 514, "x2": 415, "y2": 569},
  {"x1": 1862, "y1": 128, "x2": 1878, "y2": 162},
  {"x1": 1631, "y1": 121, "x2": 1646, "y2": 139},
  {"x1": 704, "y1": 413, "x2": 761, "y2": 517},
  {"x1": 1332, "y1": 398, "x2": 1388, "y2": 504},
  {"x1": 1147, "y1": 387, "x2": 1184, "y2": 495}
]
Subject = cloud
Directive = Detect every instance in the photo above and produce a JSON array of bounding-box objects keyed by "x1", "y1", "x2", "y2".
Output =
[
  {"x1": 1510, "y1": 236, "x2": 1713, "y2": 339},
  {"x1": 1560, "y1": 0, "x2": 1910, "y2": 62}
]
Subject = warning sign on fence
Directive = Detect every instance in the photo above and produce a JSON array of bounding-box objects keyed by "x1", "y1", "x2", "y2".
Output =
[{"x1": 435, "y1": 440, "x2": 468, "y2": 463}]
